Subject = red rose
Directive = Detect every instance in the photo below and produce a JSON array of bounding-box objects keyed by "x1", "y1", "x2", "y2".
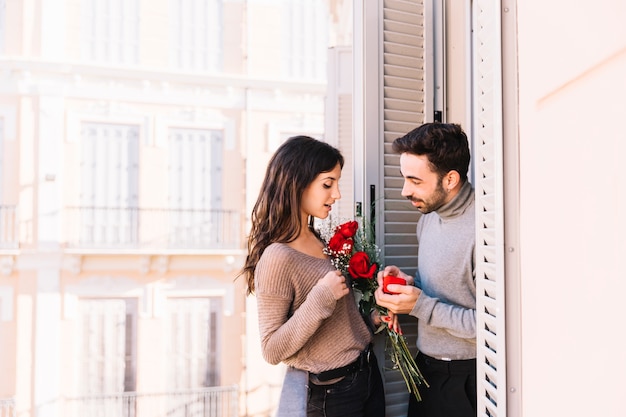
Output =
[
  {"x1": 348, "y1": 251, "x2": 377, "y2": 279},
  {"x1": 328, "y1": 233, "x2": 353, "y2": 254},
  {"x1": 383, "y1": 275, "x2": 406, "y2": 294},
  {"x1": 336, "y1": 221, "x2": 359, "y2": 238}
]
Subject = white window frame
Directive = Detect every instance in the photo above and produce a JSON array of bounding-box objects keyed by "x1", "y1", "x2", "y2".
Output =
[
  {"x1": 0, "y1": 116, "x2": 3, "y2": 204},
  {"x1": 0, "y1": 0, "x2": 6, "y2": 54},
  {"x1": 169, "y1": 0, "x2": 223, "y2": 72},
  {"x1": 81, "y1": 0, "x2": 140, "y2": 65},
  {"x1": 78, "y1": 122, "x2": 140, "y2": 246},
  {"x1": 0, "y1": 285, "x2": 13, "y2": 321},
  {"x1": 281, "y1": 0, "x2": 329, "y2": 81},
  {"x1": 168, "y1": 127, "x2": 222, "y2": 210},
  {"x1": 167, "y1": 127, "x2": 223, "y2": 247},
  {"x1": 166, "y1": 296, "x2": 222, "y2": 389},
  {"x1": 76, "y1": 297, "x2": 138, "y2": 395}
]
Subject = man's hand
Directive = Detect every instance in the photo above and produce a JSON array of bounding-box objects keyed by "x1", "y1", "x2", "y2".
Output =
[
  {"x1": 375, "y1": 266, "x2": 420, "y2": 315},
  {"x1": 377, "y1": 266, "x2": 414, "y2": 286}
]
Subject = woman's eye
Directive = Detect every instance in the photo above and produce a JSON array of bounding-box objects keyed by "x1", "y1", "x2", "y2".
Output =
[{"x1": 323, "y1": 183, "x2": 332, "y2": 189}]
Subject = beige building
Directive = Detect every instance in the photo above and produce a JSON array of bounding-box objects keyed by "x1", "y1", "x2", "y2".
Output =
[{"x1": 0, "y1": 1, "x2": 350, "y2": 416}]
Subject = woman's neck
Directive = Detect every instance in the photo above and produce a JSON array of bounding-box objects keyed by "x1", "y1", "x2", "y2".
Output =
[{"x1": 287, "y1": 227, "x2": 326, "y2": 260}]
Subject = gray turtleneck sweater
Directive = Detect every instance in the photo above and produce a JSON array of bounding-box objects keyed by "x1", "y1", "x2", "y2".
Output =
[{"x1": 410, "y1": 180, "x2": 476, "y2": 360}]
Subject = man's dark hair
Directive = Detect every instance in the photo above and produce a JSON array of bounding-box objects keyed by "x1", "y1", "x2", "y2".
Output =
[{"x1": 392, "y1": 122, "x2": 470, "y2": 182}]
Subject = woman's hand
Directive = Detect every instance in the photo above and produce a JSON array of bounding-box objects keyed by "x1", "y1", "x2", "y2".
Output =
[
  {"x1": 371, "y1": 309, "x2": 403, "y2": 333},
  {"x1": 379, "y1": 311, "x2": 402, "y2": 334},
  {"x1": 318, "y1": 270, "x2": 350, "y2": 300}
]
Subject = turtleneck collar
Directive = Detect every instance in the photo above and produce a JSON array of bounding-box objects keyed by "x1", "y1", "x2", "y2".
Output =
[{"x1": 436, "y1": 181, "x2": 474, "y2": 220}]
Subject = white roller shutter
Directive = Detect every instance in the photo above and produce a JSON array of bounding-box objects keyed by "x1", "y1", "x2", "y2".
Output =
[
  {"x1": 355, "y1": 1, "x2": 431, "y2": 416},
  {"x1": 472, "y1": 1, "x2": 507, "y2": 416},
  {"x1": 381, "y1": 2, "x2": 428, "y2": 415}
]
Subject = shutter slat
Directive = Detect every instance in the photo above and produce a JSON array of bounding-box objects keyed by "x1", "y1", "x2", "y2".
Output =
[
  {"x1": 383, "y1": 74, "x2": 422, "y2": 89},
  {"x1": 384, "y1": 31, "x2": 423, "y2": 48},
  {"x1": 383, "y1": 120, "x2": 421, "y2": 134},
  {"x1": 384, "y1": 0, "x2": 423, "y2": 14},
  {"x1": 384, "y1": 86, "x2": 425, "y2": 101},
  {"x1": 384, "y1": 109, "x2": 422, "y2": 123},
  {"x1": 384, "y1": 8, "x2": 422, "y2": 25},
  {"x1": 383, "y1": 97, "x2": 422, "y2": 112},
  {"x1": 481, "y1": 245, "x2": 496, "y2": 264}
]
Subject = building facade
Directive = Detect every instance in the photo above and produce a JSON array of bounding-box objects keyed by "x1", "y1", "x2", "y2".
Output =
[{"x1": 0, "y1": 1, "x2": 350, "y2": 416}]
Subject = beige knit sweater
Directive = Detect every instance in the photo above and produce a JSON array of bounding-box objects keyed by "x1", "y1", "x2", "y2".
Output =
[{"x1": 255, "y1": 243, "x2": 372, "y2": 373}]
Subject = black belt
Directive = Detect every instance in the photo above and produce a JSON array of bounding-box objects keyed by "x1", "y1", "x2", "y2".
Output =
[{"x1": 312, "y1": 346, "x2": 372, "y2": 382}]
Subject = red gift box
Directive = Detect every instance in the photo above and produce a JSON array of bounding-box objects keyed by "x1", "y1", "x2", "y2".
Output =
[{"x1": 383, "y1": 275, "x2": 405, "y2": 294}]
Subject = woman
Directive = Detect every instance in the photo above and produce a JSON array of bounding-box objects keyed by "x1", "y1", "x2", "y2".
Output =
[{"x1": 241, "y1": 136, "x2": 385, "y2": 417}]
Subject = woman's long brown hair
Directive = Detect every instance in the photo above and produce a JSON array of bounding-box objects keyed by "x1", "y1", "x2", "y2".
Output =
[{"x1": 240, "y1": 136, "x2": 344, "y2": 295}]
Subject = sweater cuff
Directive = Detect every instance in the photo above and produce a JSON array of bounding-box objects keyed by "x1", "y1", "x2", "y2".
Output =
[{"x1": 410, "y1": 292, "x2": 436, "y2": 320}]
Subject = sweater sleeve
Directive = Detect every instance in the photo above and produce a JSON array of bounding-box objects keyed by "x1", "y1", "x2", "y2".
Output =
[
  {"x1": 412, "y1": 209, "x2": 476, "y2": 340},
  {"x1": 410, "y1": 293, "x2": 476, "y2": 339},
  {"x1": 255, "y1": 247, "x2": 338, "y2": 365}
]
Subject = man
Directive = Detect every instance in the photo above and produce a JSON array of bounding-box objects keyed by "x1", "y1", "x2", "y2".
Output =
[{"x1": 374, "y1": 122, "x2": 476, "y2": 417}]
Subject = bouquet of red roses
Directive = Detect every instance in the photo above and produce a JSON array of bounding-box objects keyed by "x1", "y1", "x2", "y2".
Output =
[{"x1": 321, "y1": 220, "x2": 428, "y2": 401}]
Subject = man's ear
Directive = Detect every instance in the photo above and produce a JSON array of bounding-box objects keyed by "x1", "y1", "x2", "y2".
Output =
[{"x1": 445, "y1": 170, "x2": 461, "y2": 191}]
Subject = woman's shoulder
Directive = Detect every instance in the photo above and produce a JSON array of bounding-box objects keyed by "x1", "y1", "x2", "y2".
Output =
[
  {"x1": 257, "y1": 243, "x2": 297, "y2": 273},
  {"x1": 262, "y1": 242, "x2": 328, "y2": 264},
  {"x1": 255, "y1": 243, "x2": 298, "y2": 295},
  {"x1": 258, "y1": 243, "x2": 330, "y2": 275},
  {"x1": 261, "y1": 242, "x2": 292, "y2": 260}
]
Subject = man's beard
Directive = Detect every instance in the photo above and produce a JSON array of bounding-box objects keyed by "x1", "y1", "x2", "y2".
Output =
[{"x1": 407, "y1": 180, "x2": 447, "y2": 214}]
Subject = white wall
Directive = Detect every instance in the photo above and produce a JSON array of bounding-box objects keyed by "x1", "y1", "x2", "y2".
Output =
[{"x1": 517, "y1": 1, "x2": 626, "y2": 416}]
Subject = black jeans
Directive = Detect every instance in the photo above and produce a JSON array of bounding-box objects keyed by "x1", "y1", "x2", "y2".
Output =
[
  {"x1": 408, "y1": 352, "x2": 477, "y2": 417},
  {"x1": 307, "y1": 351, "x2": 385, "y2": 417}
]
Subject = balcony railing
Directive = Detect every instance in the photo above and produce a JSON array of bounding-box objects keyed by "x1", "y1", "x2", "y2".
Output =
[
  {"x1": 0, "y1": 205, "x2": 18, "y2": 249},
  {"x1": 0, "y1": 397, "x2": 15, "y2": 417},
  {"x1": 64, "y1": 386, "x2": 238, "y2": 417},
  {"x1": 64, "y1": 207, "x2": 242, "y2": 250}
]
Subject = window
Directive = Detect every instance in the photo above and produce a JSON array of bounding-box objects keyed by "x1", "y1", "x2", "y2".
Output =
[
  {"x1": 0, "y1": 115, "x2": 17, "y2": 249},
  {"x1": 170, "y1": 0, "x2": 223, "y2": 72},
  {"x1": 77, "y1": 298, "x2": 137, "y2": 395},
  {"x1": 0, "y1": 117, "x2": 3, "y2": 203},
  {"x1": 167, "y1": 297, "x2": 221, "y2": 388},
  {"x1": 281, "y1": 0, "x2": 329, "y2": 81},
  {"x1": 168, "y1": 128, "x2": 222, "y2": 247},
  {"x1": 0, "y1": 0, "x2": 6, "y2": 55},
  {"x1": 81, "y1": 0, "x2": 139, "y2": 65},
  {"x1": 79, "y1": 123, "x2": 139, "y2": 246}
]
